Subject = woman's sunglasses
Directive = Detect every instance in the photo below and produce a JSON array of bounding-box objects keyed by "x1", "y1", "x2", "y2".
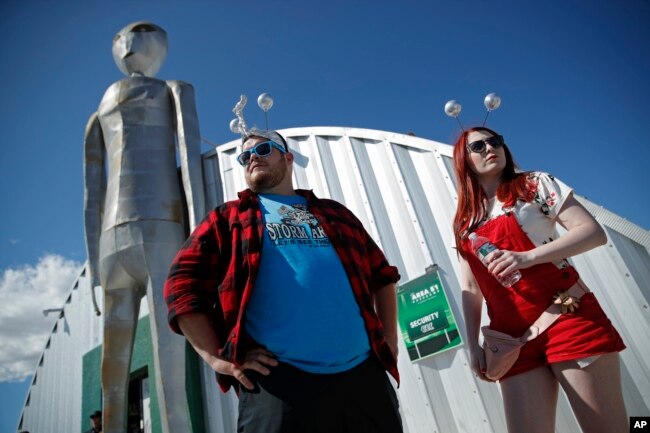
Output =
[
  {"x1": 466, "y1": 135, "x2": 505, "y2": 153},
  {"x1": 237, "y1": 140, "x2": 287, "y2": 166}
]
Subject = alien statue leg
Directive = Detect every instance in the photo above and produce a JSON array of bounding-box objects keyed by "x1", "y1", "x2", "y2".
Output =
[
  {"x1": 143, "y1": 220, "x2": 192, "y2": 433},
  {"x1": 99, "y1": 227, "x2": 146, "y2": 433},
  {"x1": 102, "y1": 287, "x2": 141, "y2": 433}
]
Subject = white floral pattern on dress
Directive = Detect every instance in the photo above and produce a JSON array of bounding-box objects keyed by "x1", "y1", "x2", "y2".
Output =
[
  {"x1": 485, "y1": 172, "x2": 574, "y2": 269},
  {"x1": 528, "y1": 172, "x2": 565, "y2": 218}
]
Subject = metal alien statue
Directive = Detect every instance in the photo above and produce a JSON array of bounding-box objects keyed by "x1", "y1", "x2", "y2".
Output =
[{"x1": 83, "y1": 21, "x2": 205, "y2": 433}]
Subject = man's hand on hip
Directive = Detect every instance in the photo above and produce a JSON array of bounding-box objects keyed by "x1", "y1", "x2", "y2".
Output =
[{"x1": 209, "y1": 347, "x2": 278, "y2": 390}]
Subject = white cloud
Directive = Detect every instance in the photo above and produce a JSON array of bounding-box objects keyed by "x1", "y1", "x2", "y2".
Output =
[{"x1": 0, "y1": 254, "x2": 82, "y2": 382}]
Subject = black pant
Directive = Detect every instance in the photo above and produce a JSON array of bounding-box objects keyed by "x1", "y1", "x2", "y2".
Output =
[{"x1": 237, "y1": 356, "x2": 403, "y2": 433}]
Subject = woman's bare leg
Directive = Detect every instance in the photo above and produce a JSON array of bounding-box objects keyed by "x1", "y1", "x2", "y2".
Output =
[
  {"x1": 500, "y1": 366, "x2": 559, "y2": 433},
  {"x1": 551, "y1": 352, "x2": 628, "y2": 433}
]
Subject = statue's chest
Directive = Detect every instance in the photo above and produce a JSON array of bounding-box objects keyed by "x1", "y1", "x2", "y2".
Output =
[{"x1": 98, "y1": 78, "x2": 171, "y2": 118}]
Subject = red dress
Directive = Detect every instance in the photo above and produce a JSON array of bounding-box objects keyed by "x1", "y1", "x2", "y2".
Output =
[{"x1": 462, "y1": 212, "x2": 625, "y2": 379}]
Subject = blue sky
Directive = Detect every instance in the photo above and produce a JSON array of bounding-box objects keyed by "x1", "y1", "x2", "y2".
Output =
[{"x1": 1, "y1": 0, "x2": 648, "y2": 431}]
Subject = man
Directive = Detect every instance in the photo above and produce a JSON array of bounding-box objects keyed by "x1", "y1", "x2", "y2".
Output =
[
  {"x1": 86, "y1": 410, "x2": 102, "y2": 433},
  {"x1": 164, "y1": 131, "x2": 403, "y2": 432}
]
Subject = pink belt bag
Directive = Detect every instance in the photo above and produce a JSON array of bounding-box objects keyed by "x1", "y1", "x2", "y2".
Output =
[{"x1": 481, "y1": 281, "x2": 588, "y2": 381}]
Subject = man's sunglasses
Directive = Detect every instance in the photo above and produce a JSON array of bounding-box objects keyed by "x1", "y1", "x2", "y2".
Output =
[
  {"x1": 237, "y1": 140, "x2": 287, "y2": 166},
  {"x1": 466, "y1": 135, "x2": 505, "y2": 153}
]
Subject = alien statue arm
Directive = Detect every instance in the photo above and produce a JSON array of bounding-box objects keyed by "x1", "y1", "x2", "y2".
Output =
[
  {"x1": 83, "y1": 112, "x2": 106, "y2": 315},
  {"x1": 168, "y1": 80, "x2": 206, "y2": 231}
]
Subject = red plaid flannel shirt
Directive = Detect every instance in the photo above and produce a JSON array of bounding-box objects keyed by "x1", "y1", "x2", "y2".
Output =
[{"x1": 164, "y1": 189, "x2": 400, "y2": 392}]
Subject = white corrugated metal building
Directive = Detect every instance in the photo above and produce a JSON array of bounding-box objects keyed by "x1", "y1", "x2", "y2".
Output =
[{"x1": 18, "y1": 126, "x2": 650, "y2": 432}]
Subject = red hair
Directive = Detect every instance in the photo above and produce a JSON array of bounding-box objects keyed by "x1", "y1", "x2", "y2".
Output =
[{"x1": 452, "y1": 127, "x2": 535, "y2": 255}]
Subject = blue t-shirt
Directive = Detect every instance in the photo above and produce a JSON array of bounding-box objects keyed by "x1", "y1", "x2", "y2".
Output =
[{"x1": 244, "y1": 193, "x2": 370, "y2": 373}]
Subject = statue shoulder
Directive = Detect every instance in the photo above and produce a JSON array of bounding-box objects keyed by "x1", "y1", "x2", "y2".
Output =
[
  {"x1": 166, "y1": 79, "x2": 194, "y2": 89},
  {"x1": 166, "y1": 80, "x2": 196, "y2": 98}
]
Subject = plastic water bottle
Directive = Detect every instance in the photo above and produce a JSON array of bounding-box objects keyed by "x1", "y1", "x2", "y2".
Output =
[{"x1": 469, "y1": 232, "x2": 521, "y2": 287}]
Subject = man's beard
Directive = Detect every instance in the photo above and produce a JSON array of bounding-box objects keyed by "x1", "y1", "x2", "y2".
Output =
[{"x1": 246, "y1": 158, "x2": 288, "y2": 193}]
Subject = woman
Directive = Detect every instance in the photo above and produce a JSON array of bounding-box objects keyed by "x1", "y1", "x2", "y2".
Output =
[{"x1": 453, "y1": 126, "x2": 627, "y2": 433}]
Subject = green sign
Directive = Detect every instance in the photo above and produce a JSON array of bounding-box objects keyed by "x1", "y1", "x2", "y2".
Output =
[{"x1": 397, "y1": 270, "x2": 463, "y2": 362}]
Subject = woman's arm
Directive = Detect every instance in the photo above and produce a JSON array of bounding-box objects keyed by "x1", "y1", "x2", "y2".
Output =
[
  {"x1": 459, "y1": 255, "x2": 490, "y2": 380},
  {"x1": 488, "y1": 193, "x2": 606, "y2": 278}
]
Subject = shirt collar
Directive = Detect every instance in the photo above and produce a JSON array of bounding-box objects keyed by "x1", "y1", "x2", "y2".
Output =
[{"x1": 237, "y1": 188, "x2": 315, "y2": 202}]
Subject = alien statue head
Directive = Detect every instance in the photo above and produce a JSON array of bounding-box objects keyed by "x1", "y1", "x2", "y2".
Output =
[{"x1": 112, "y1": 21, "x2": 168, "y2": 77}]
